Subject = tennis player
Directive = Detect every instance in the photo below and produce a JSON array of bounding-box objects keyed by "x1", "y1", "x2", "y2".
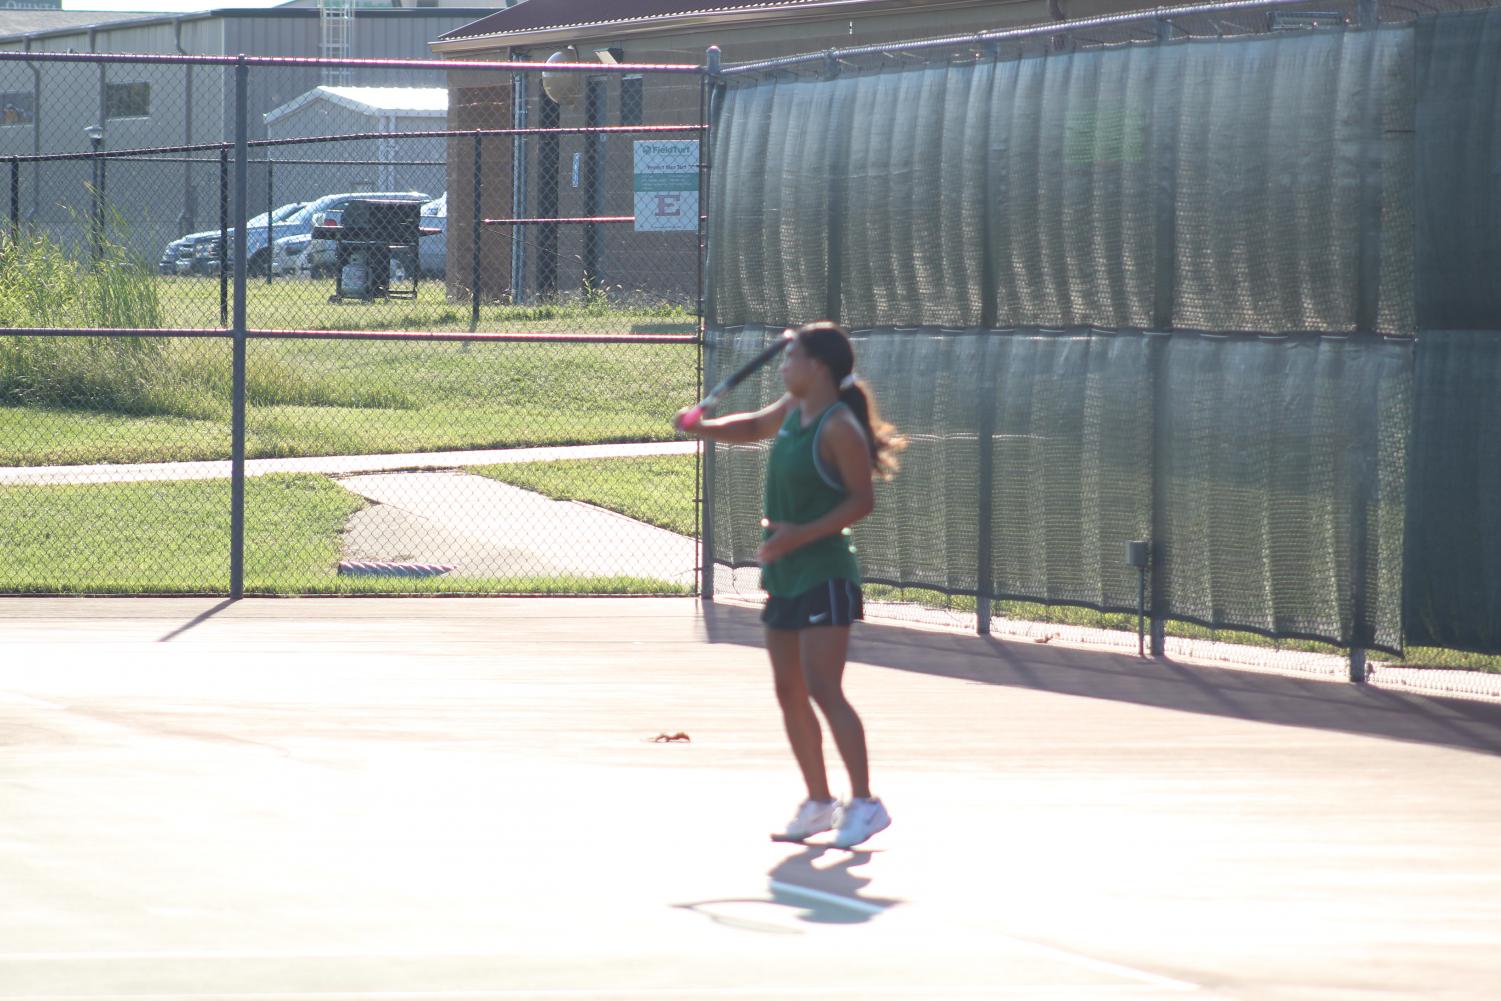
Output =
[{"x1": 677, "y1": 321, "x2": 903, "y2": 848}]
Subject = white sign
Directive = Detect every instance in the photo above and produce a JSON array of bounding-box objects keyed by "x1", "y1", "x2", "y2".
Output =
[{"x1": 633, "y1": 140, "x2": 699, "y2": 232}]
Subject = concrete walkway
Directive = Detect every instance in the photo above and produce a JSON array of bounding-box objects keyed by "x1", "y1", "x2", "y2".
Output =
[
  {"x1": 2, "y1": 597, "x2": 1500, "y2": 1001},
  {"x1": 338, "y1": 470, "x2": 697, "y2": 585},
  {"x1": 0, "y1": 441, "x2": 697, "y2": 486},
  {"x1": 0, "y1": 441, "x2": 701, "y2": 586}
]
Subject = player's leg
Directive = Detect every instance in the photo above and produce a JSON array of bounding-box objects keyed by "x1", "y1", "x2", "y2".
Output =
[
  {"x1": 767, "y1": 625, "x2": 839, "y2": 839},
  {"x1": 799, "y1": 625, "x2": 869, "y2": 800},
  {"x1": 802, "y1": 606, "x2": 891, "y2": 849},
  {"x1": 766, "y1": 625, "x2": 832, "y2": 803}
]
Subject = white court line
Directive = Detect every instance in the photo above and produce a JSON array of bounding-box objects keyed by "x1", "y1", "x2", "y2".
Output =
[{"x1": 767, "y1": 879, "x2": 889, "y2": 916}]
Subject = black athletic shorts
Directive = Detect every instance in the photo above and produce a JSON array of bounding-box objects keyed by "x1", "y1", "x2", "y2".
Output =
[{"x1": 761, "y1": 579, "x2": 864, "y2": 630}]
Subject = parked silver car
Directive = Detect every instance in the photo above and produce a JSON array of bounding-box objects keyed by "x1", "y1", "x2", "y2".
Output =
[
  {"x1": 419, "y1": 193, "x2": 446, "y2": 278},
  {"x1": 298, "y1": 208, "x2": 344, "y2": 278},
  {"x1": 159, "y1": 202, "x2": 304, "y2": 277},
  {"x1": 271, "y1": 232, "x2": 312, "y2": 276}
]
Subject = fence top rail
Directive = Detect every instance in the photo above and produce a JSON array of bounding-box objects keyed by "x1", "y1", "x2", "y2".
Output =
[
  {"x1": 2, "y1": 123, "x2": 704, "y2": 165},
  {"x1": 0, "y1": 327, "x2": 230, "y2": 338},
  {"x1": 107, "y1": 156, "x2": 448, "y2": 166},
  {"x1": 720, "y1": 0, "x2": 1378, "y2": 74},
  {"x1": 250, "y1": 123, "x2": 704, "y2": 151},
  {"x1": 248, "y1": 330, "x2": 701, "y2": 344},
  {"x1": 0, "y1": 327, "x2": 700, "y2": 345},
  {"x1": 0, "y1": 50, "x2": 704, "y2": 74}
]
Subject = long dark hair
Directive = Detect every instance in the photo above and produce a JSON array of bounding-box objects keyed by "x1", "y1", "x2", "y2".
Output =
[{"x1": 794, "y1": 320, "x2": 904, "y2": 479}]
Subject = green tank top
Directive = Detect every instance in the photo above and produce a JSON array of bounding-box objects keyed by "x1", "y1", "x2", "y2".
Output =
[{"x1": 761, "y1": 401, "x2": 862, "y2": 597}]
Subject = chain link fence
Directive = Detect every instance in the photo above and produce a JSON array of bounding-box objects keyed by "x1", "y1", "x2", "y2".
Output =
[
  {"x1": 3, "y1": 6, "x2": 1499, "y2": 696},
  {"x1": 703, "y1": 0, "x2": 1501, "y2": 691},
  {"x1": 0, "y1": 52, "x2": 707, "y2": 596}
]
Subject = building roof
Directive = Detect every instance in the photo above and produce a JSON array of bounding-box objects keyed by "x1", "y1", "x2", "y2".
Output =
[
  {"x1": 265, "y1": 85, "x2": 448, "y2": 124},
  {"x1": 439, "y1": 0, "x2": 883, "y2": 43},
  {"x1": 0, "y1": 10, "x2": 149, "y2": 38},
  {"x1": 0, "y1": 7, "x2": 501, "y2": 45}
]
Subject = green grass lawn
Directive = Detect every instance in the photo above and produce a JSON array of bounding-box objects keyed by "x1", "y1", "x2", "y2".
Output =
[
  {"x1": 158, "y1": 275, "x2": 698, "y2": 336},
  {"x1": 0, "y1": 473, "x2": 686, "y2": 595},
  {"x1": 0, "y1": 336, "x2": 696, "y2": 465},
  {"x1": 473, "y1": 453, "x2": 699, "y2": 537},
  {"x1": 0, "y1": 271, "x2": 699, "y2": 465}
]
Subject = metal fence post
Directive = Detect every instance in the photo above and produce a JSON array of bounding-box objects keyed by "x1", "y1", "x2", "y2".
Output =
[
  {"x1": 1348, "y1": 454, "x2": 1372, "y2": 683},
  {"x1": 1348, "y1": 361, "x2": 1375, "y2": 683},
  {"x1": 700, "y1": 348, "x2": 716, "y2": 602},
  {"x1": 265, "y1": 157, "x2": 273, "y2": 286},
  {"x1": 8, "y1": 157, "x2": 17, "y2": 243},
  {"x1": 823, "y1": 50, "x2": 847, "y2": 323},
  {"x1": 976, "y1": 43, "x2": 999, "y2": 634},
  {"x1": 98, "y1": 152, "x2": 106, "y2": 249},
  {"x1": 1148, "y1": 331, "x2": 1170, "y2": 657},
  {"x1": 582, "y1": 77, "x2": 605, "y2": 292},
  {"x1": 181, "y1": 59, "x2": 195, "y2": 235},
  {"x1": 89, "y1": 150, "x2": 102, "y2": 265},
  {"x1": 1147, "y1": 28, "x2": 1182, "y2": 658},
  {"x1": 976, "y1": 335, "x2": 996, "y2": 635},
  {"x1": 511, "y1": 60, "x2": 529, "y2": 307},
  {"x1": 470, "y1": 130, "x2": 482, "y2": 333},
  {"x1": 219, "y1": 147, "x2": 228, "y2": 327},
  {"x1": 537, "y1": 95, "x2": 560, "y2": 298},
  {"x1": 229, "y1": 56, "x2": 249, "y2": 600},
  {"x1": 699, "y1": 51, "x2": 719, "y2": 601}
]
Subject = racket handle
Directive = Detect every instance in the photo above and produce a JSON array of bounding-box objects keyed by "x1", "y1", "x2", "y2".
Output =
[{"x1": 676, "y1": 404, "x2": 706, "y2": 431}]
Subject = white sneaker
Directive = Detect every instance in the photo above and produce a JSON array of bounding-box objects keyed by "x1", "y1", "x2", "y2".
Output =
[
  {"x1": 777, "y1": 798, "x2": 839, "y2": 840},
  {"x1": 833, "y1": 797, "x2": 891, "y2": 848}
]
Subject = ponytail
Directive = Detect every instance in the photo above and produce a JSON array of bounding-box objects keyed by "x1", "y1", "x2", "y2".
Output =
[
  {"x1": 793, "y1": 320, "x2": 905, "y2": 479},
  {"x1": 839, "y1": 379, "x2": 903, "y2": 480}
]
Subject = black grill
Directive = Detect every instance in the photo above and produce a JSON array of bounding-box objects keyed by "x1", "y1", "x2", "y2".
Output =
[{"x1": 315, "y1": 198, "x2": 435, "y2": 302}]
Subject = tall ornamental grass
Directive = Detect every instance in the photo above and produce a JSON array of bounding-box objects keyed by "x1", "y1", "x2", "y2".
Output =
[
  {"x1": 0, "y1": 221, "x2": 389, "y2": 419},
  {"x1": 0, "y1": 223, "x2": 170, "y2": 415}
]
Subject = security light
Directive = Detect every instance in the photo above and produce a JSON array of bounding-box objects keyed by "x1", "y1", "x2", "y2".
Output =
[{"x1": 541, "y1": 47, "x2": 582, "y2": 106}]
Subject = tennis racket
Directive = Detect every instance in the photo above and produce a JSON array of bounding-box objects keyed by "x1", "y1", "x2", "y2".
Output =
[{"x1": 676, "y1": 328, "x2": 794, "y2": 430}]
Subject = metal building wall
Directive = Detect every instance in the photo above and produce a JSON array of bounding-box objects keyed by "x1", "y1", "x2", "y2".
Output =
[
  {"x1": 264, "y1": 93, "x2": 447, "y2": 206},
  {"x1": 0, "y1": 9, "x2": 476, "y2": 261}
]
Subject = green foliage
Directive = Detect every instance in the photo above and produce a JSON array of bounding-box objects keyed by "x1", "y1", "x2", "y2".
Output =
[
  {"x1": 474, "y1": 454, "x2": 698, "y2": 536},
  {"x1": 0, "y1": 226, "x2": 172, "y2": 415},
  {"x1": 0, "y1": 211, "x2": 166, "y2": 329},
  {"x1": 157, "y1": 274, "x2": 696, "y2": 334}
]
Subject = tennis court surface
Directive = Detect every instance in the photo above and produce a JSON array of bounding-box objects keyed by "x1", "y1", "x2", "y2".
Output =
[{"x1": 3, "y1": 597, "x2": 1500, "y2": 1001}]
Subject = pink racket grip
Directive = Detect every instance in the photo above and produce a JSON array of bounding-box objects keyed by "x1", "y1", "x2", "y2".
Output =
[{"x1": 676, "y1": 404, "x2": 706, "y2": 431}]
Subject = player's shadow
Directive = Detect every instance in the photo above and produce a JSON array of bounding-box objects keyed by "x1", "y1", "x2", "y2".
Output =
[
  {"x1": 675, "y1": 845, "x2": 901, "y2": 933},
  {"x1": 699, "y1": 599, "x2": 1501, "y2": 757}
]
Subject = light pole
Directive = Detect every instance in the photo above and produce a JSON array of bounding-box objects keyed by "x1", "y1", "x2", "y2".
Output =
[{"x1": 83, "y1": 124, "x2": 103, "y2": 263}]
